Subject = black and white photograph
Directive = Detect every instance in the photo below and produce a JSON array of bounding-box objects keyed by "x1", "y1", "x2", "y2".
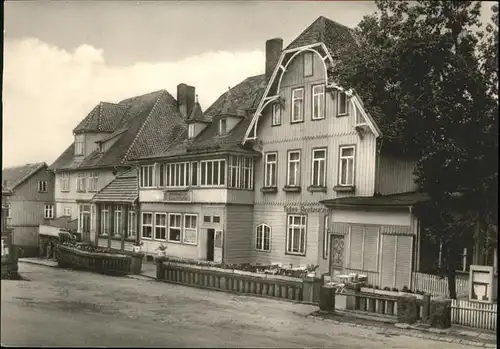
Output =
[{"x1": 1, "y1": 1, "x2": 498, "y2": 347}]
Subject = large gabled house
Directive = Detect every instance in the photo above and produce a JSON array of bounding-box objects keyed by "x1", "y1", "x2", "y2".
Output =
[
  {"x1": 49, "y1": 86, "x2": 189, "y2": 244},
  {"x1": 2, "y1": 162, "x2": 55, "y2": 256}
]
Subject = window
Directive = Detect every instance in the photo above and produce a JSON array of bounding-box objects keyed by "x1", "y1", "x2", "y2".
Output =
[
  {"x1": 337, "y1": 91, "x2": 349, "y2": 116},
  {"x1": 5, "y1": 204, "x2": 11, "y2": 218},
  {"x1": 264, "y1": 152, "x2": 277, "y2": 188},
  {"x1": 291, "y1": 88, "x2": 304, "y2": 123},
  {"x1": 339, "y1": 146, "x2": 355, "y2": 186},
  {"x1": 183, "y1": 214, "x2": 198, "y2": 245},
  {"x1": 312, "y1": 85, "x2": 325, "y2": 120},
  {"x1": 64, "y1": 207, "x2": 71, "y2": 217},
  {"x1": 272, "y1": 103, "x2": 281, "y2": 126},
  {"x1": 348, "y1": 225, "x2": 379, "y2": 272},
  {"x1": 228, "y1": 156, "x2": 253, "y2": 190},
  {"x1": 158, "y1": 164, "x2": 165, "y2": 187},
  {"x1": 38, "y1": 181, "x2": 48, "y2": 193},
  {"x1": 256, "y1": 224, "x2": 271, "y2": 251},
  {"x1": 44, "y1": 204, "x2": 54, "y2": 219},
  {"x1": 128, "y1": 211, "x2": 137, "y2": 238},
  {"x1": 203, "y1": 215, "x2": 211, "y2": 223},
  {"x1": 312, "y1": 148, "x2": 327, "y2": 187},
  {"x1": 241, "y1": 157, "x2": 253, "y2": 190},
  {"x1": 304, "y1": 52, "x2": 313, "y2": 77},
  {"x1": 60, "y1": 173, "x2": 70, "y2": 192},
  {"x1": 88, "y1": 172, "x2": 98, "y2": 192},
  {"x1": 228, "y1": 156, "x2": 240, "y2": 188},
  {"x1": 141, "y1": 213, "x2": 153, "y2": 239},
  {"x1": 155, "y1": 213, "x2": 167, "y2": 240},
  {"x1": 140, "y1": 165, "x2": 154, "y2": 188},
  {"x1": 323, "y1": 215, "x2": 329, "y2": 259},
  {"x1": 219, "y1": 118, "x2": 227, "y2": 135},
  {"x1": 76, "y1": 173, "x2": 86, "y2": 192},
  {"x1": 75, "y1": 135, "x2": 85, "y2": 156},
  {"x1": 213, "y1": 216, "x2": 221, "y2": 224},
  {"x1": 188, "y1": 124, "x2": 195, "y2": 138},
  {"x1": 168, "y1": 213, "x2": 182, "y2": 242},
  {"x1": 287, "y1": 150, "x2": 301, "y2": 187},
  {"x1": 101, "y1": 204, "x2": 110, "y2": 235},
  {"x1": 79, "y1": 204, "x2": 91, "y2": 237},
  {"x1": 165, "y1": 162, "x2": 190, "y2": 187},
  {"x1": 287, "y1": 215, "x2": 306, "y2": 255},
  {"x1": 113, "y1": 205, "x2": 123, "y2": 236},
  {"x1": 191, "y1": 162, "x2": 198, "y2": 186},
  {"x1": 200, "y1": 159, "x2": 226, "y2": 186}
]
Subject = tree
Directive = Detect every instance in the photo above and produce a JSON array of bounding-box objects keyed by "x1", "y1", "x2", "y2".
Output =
[{"x1": 330, "y1": 1, "x2": 498, "y2": 299}]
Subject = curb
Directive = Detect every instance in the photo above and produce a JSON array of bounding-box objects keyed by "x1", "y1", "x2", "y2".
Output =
[
  {"x1": 306, "y1": 314, "x2": 496, "y2": 348},
  {"x1": 126, "y1": 274, "x2": 157, "y2": 281},
  {"x1": 18, "y1": 259, "x2": 59, "y2": 268}
]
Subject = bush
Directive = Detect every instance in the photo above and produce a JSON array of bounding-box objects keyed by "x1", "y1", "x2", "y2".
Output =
[
  {"x1": 374, "y1": 285, "x2": 380, "y2": 289},
  {"x1": 366, "y1": 284, "x2": 374, "y2": 289},
  {"x1": 383, "y1": 287, "x2": 391, "y2": 291},
  {"x1": 392, "y1": 287, "x2": 399, "y2": 292},
  {"x1": 402, "y1": 286, "x2": 410, "y2": 292}
]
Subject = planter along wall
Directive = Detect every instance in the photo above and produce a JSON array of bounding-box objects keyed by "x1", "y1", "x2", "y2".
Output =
[{"x1": 157, "y1": 261, "x2": 322, "y2": 303}]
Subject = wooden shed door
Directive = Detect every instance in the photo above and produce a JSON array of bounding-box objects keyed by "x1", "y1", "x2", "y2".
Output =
[{"x1": 330, "y1": 235, "x2": 345, "y2": 273}]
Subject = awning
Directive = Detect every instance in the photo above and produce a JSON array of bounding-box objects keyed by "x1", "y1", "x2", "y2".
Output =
[{"x1": 320, "y1": 191, "x2": 430, "y2": 209}]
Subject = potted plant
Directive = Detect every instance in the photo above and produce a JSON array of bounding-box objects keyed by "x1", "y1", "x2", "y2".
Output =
[
  {"x1": 156, "y1": 243, "x2": 167, "y2": 257},
  {"x1": 132, "y1": 241, "x2": 143, "y2": 254}
]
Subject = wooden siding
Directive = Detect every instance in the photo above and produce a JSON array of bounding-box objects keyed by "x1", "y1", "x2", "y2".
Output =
[
  {"x1": 377, "y1": 154, "x2": 418, "y2": 195},
  {"x1": 12, "y1": 226, "x2": 39, "y2": 246},
  {"x1": 330, "y1": 208, "x2": 412, "y2": 227},
  {"x1": 8, "y1": 200, "x2": 51, "y2": 228},
  {"x1": 252, "y1": 204, "x2": 320, "y2": 267},
  {"x1": 55, "y1": 169, "x2": 116, "y2": 206},
  {"x1": 224, "y1": 204, "x2": 253, "y2": 264}
]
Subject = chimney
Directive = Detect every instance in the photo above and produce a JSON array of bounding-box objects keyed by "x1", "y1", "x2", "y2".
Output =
[
  {"x1": 266, "y1": 38, "x2": 283, "y2": 81},
  {"x1": 177, "y1": 83, "x2": 196, "y2": 119}
]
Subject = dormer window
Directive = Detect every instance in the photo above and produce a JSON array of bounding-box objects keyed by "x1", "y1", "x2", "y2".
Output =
[
  {"x1": 219, "y1": 118, "x2": 227, "y2": 136},
  {"x1": 75, "y1": 135, "x2": 85, "y2": 156},
  {"x1": 188, "y1": 124, "x2": 195, "y2": 139},
  {"x1": 337, "y1": 91, "x2": 349, "y2": 116}
]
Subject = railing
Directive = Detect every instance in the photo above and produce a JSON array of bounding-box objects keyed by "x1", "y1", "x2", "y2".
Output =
[
  {"x1": 57, "y1": 244, "x2": 131, "y2": 276},
  {"x1": 160, "y1": 261, "x2": 308, "y2": 302},
  {"x1": 354, "y1": 292, "x2": 399, "y2": 317},
  {"x1": 451, "y1": 299, "x2": 497, "y2": 331},
  {"x1": 411, "y1": 272, "x2": 469, "y2": 298}
]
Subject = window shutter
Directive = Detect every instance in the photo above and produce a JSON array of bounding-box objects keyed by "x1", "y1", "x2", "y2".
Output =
[
  {"x1": 349, "y1": 224, "x2": 363, "y2": 270},
  {"x1": 362, "y1": 226, "x2": 379, "y2": 272}
]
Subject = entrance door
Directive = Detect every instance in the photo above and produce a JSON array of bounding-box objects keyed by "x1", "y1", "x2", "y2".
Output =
[
  {"x1": 207, "y1": 229, "x2": 215, "y2": 261},
  {"x1": 330, "y1": 234, "x2": 345, "y2": 276},
  {"x1": 79, "y1": 204, "x2": 91, "y2": 242}
]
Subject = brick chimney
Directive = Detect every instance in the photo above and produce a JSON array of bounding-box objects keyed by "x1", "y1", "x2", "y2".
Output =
[
  {"x1": 266, "y1": 38, "x2": 283, "y2": 81},
  {"x1": 177, "y1": 83, "x2": 196, "y2": 119}
]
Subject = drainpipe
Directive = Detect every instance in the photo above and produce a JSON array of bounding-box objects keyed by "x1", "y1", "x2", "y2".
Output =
[{"x1": 374, "y1": 138, "x2": 384, "y2": 195}]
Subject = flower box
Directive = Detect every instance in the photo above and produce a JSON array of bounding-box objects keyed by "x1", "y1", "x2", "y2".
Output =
[{"x1": 360, "y1": 287, "x2": 427, "y2": 300}]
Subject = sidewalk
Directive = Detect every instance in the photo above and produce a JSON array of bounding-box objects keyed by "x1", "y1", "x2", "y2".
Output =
[
  {"x1": 19, "y1": 257, "x2": 58, "y2": 268},
  {"x1": 308, "y1": 310, "x2": 497, "y2": 348}
]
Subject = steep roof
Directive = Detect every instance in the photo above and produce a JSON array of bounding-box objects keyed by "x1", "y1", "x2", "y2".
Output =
[
  {"x1": 286, "y1": 16, "x2": 359, "y2": 55},
  {"x1": 50, "y1": 90, "x2": 184, "y2": 170},
  {"x1": 136, "y1": 74, "x2": 267, "y2": 161},
  {"x1": 2, "y1": 162, "x2": 47, "y2": 191},
  {"x1": 187, "y1": 97, "x2": 210, "y2": 124},
  {"x1": 91, "y1": 168, "x2": 138, "y2": 203},
  {"x1": 73, "y1": 102, "x2": 130, "y2": 134}
]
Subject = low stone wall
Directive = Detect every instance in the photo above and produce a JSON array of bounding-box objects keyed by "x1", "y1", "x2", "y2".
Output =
[{"x1": 156, "y1": 260, "x2": 322, "y2": 304}]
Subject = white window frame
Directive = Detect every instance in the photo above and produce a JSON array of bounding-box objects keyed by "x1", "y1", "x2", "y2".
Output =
[
  {"x1": 101, "y1": 204, "x2": 110, "y2": 235},
  {"x1": 264, "y1": 152, "x2": 277, "y2": 188},
  {"x1": 219, "y1": 118, "x2": 227, "y2": 135},
  {"x1": 339, "y1": 146, "x2": 355, "y2": 186},
  {"x1": 88, "y1": 172, "x2": 98, "y2": 192},
  {"x1": 228, "y1": 156, "x2": 241, "y2": 189},
  {"x1": 183, "y1": 214, "x2": 198, "y2": 245},
  {"x1": 165, "y1": 162, "x2": 190, "y2": 188},
  {"x1": 304, "y1": 51, "x2": 313, "y2": 77},
  {"x1": 157, "y1": 164, "x2": 165, "y2": 187},
  {"x1": 323, "y1": 215, "x2": 329, "y2": 259},
  {"x1": 75, "y1": 134, "x2": 85, "y2": 156},
  {"x1": 140, "y1": 165, "x2": 155, "y2": 188},
  {"x1": 60, "y1": 173, "x2": 70, "y2": 192},
  {"x1": 154, "y1": 213, "x2": 167, "y2": 241},
  {"x1": 141, "y1": 212, "x2": 153, "y2": 239},
  {"x1": 128, "y1": 211, "x2": 137, "y2": 238},
  {"x1": 311, "y1": 148, "x2": 327, "y2": 187},
  {"x1": 113, "y1": 205, "x2": 123, "y2": 237},
  {"x1": 291, "y1": 88, "x2": 304, "y2": 123},
  {"x1": 255, "y1": 223, "x2": 271, "y2": 252},
  {"x1": 76, "y1": 173, "x2": 86, "y2": 192},
  {"x1": 272, "y1": 103, "x2": 281, "y2": 126},
  {"x1": 188, "y1": 124, "x2": 195, "y2": 138},
  {"x1": 200, "y1": 159, "x2": 226, "y2": 187},
  {"x1": 337, "y1": 91, "x2": 349, "y2": 116},
  {"x1": 38, "y1": 180, "x2": 48, "y2": 193},
  {"x1": 43, "y1": 204, "x2": 54, "y2": 219},
  {"x1": 286, "y1": 214, "x2": 307, "y2": 255},
  {"x1": 5, "y1": 204, "x2": 11, "y2": 218},
  {"x1": 64, "y1": 207, "x2": 71, "y2": 217},
  {"x1": 286, "y1": 150, "x2": 301, "y2": 187},
  {"x1": 168, "y1": 213, "x2": 182, "y2": 243},
  {"x1": 241, "y1": 157, "x2": 253, "y2": 190},
  {"x1": 312, "y1": 84, "x2": 325, "y2": 120},
  {"x1": 190, "y1": 162, "x2": 199, "y2": 186}
]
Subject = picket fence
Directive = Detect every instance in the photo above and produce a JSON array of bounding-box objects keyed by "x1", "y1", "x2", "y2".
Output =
[
  {"x1": 411, "y1": 272, "x2": 469, "y2": 298},
  {"x1": 451, "y1": 299, "x2": 497, "y2": 331}
]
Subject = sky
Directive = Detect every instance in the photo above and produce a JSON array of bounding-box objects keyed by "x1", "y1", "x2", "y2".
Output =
[{"x1": 2, "y1": 1, "x2": 496, "y2": 168}]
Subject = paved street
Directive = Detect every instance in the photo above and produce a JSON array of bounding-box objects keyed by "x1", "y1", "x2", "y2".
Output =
[{"x1": 1, "y1": 263, "x2": 477, "y2": 348}]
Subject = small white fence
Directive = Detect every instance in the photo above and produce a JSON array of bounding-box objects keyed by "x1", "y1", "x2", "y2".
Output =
[
  {"x1": 451, "y1": 299, "x2": 497, "y2": 331},
  {"x1": 411, "y1": 272, "x2": 469, "y2": 298}
]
